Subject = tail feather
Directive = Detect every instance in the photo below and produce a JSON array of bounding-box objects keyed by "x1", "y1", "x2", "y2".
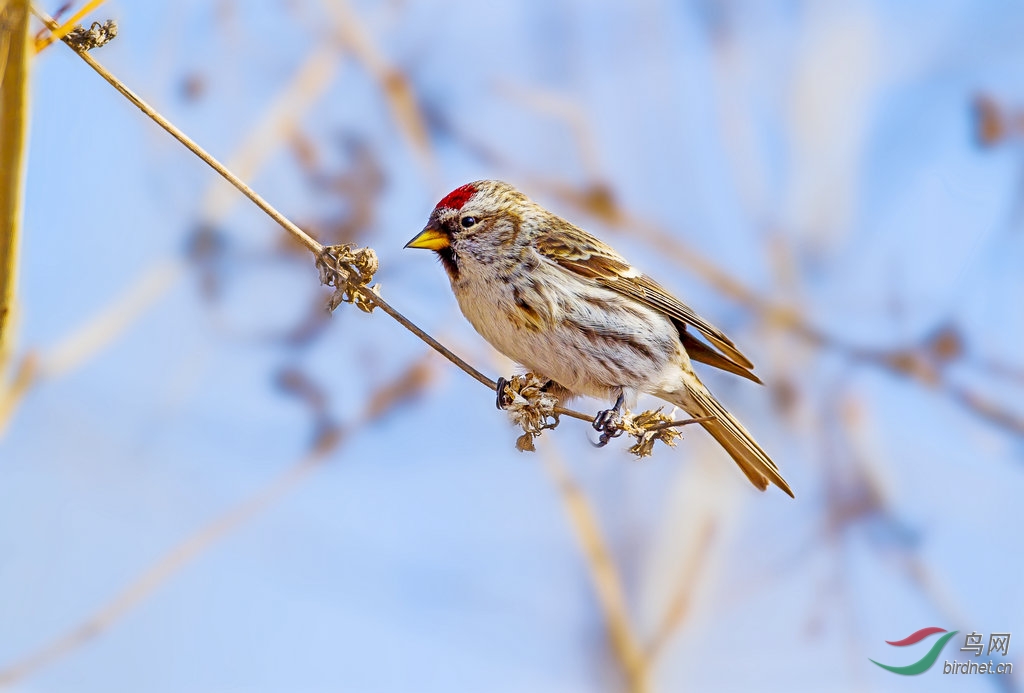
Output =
[{"x1": 671, "y1": 377, "x2": 794, "y2": 497}]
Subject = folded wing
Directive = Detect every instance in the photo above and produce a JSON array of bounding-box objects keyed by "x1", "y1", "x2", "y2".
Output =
[{"x1": 535, "y1": 225, "x2": 759, "y2": 382}]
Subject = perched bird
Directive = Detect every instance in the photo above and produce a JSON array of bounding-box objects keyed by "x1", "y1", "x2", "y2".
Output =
[{"x1": 406, "y1": 180, "x2": 793, "y2": 497}]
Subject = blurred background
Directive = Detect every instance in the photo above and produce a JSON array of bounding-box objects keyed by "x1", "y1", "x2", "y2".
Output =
[{"x1": 2, "y1": 0, "x2": 1023, "y2": 691}]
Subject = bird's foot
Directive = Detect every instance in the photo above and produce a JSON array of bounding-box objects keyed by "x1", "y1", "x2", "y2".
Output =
[
  {"x1": 496, "y1": 377, "x2": 511, "y2": 410},
  {"x1": 592, "y1": 391, "x2": 626, "y2": 447},
  {"x1": 497, "y1": 375, "x2": 553, "y2": 409}
]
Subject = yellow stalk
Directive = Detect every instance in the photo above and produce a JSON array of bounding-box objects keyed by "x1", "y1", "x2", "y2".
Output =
[
  {"x1": 33, "y1": 0, "x2": 106, "y2": 52},
  {"x1": 0, "y1": 0, "x2": 31, "y2": 374}
]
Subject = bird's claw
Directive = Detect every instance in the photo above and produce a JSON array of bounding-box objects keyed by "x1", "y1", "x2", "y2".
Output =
[
  {"x1": 592, "y1": 408, "x2": 618, "y2": 432},
  {"x1": 496, "y1": 376, "x2": 511, "y2": 410},
  {"x1": 497, "y1": 375, "x2": 556, "y2": 410},
  {"x1": 592, "y1": 426, "x2": 624, "y2": 448},
  {"x1": 592, "y1": 391, "x2": 625, "y2": 431},
  {"x1": 592, "y1": 392, "x2": 625, "y2": 447}
]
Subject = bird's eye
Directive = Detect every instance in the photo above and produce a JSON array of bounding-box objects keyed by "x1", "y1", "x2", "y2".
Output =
[{"x1": 460, "y1": 216, "x2": 477, "y2": 228}]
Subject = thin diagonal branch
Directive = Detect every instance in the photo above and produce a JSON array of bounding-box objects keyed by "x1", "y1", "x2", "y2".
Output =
[
  {"x1": 30, "y1": 6, "x2": 322, "y2": 256},
  {"x1": 32, "y1": 8, "x2": 701, "y2": 440},
  {"x1": 1, "y1": 32, "x2": 346, "y2": 436},
  {"x1": 32, "y1": 0, "x2": 104, "y2": 52}
]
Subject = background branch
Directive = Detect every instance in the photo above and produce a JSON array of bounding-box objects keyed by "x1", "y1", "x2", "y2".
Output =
[{"x1": 0, "y1": 352, "x2": 438, "y2": 687}]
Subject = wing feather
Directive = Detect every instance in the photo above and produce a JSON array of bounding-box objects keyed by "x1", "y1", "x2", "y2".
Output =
[{"x1": 535, "y1": 225, "x2": 757, "y2": 377}]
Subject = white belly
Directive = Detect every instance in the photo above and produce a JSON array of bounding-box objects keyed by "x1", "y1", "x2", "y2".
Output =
[{"x1": 451, "y1": 265, "x2": 683, "y2": 400}]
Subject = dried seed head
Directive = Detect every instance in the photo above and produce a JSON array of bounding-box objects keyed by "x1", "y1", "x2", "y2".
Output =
[
  {"x1": 65, "y1": 20, "x2": 118, "y2": 52},
  {"x1": 317, "y1": 244, "x2": 380, "y2": 313},
  {"x1": 608, "y1": 407, "x2": 684, "y2": 458},
  {"x1": 502, "y1": 373, "x2": 560, "y2": 452}
]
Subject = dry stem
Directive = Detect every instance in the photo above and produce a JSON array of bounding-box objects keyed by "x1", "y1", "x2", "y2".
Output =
[
  {"x1": 0, "y1": 0, "x2": 31, "y2": 376},
  {"x1": 28, "y1": 6, "x2": 708, "y2": 458},
  {"x1": 32, "y1": 0, "x2": 104, "y2": 52},
  {"x1": 14, "y1": 19, "x2": 741, "y2": 693}
]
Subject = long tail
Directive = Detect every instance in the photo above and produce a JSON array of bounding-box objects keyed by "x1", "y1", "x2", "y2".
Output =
[{"x1": 667, "y1": 374, "x2": 794, "y2": 497}]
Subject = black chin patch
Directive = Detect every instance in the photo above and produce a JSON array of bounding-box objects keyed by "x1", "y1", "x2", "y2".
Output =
[{"x1": 436, "y1": 245, "x2": 459, "y2": 279}]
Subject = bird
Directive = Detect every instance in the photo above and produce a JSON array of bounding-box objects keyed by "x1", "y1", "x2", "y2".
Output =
[{"x1": 405, "y1": 180, "x2": 793, "y2": 497}]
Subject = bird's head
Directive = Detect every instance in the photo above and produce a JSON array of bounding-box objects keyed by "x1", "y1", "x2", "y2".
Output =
[{"x1": 405, "y1": 180, "x2": 530, "y2": 278}]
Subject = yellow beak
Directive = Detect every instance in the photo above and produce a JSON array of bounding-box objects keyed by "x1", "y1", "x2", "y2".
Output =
[{"x1": 404, "y1": 224, "x2": 450, "y2": 251}]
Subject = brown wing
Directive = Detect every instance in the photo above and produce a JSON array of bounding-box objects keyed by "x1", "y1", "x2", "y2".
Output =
[{"x1": 535, "y1": 224, "x2": 759, "y2": 380}]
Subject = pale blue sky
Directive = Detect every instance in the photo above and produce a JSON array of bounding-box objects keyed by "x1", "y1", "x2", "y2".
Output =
[{"x1": 2, "y1": 1, "x2": 1023, "y2": 691}]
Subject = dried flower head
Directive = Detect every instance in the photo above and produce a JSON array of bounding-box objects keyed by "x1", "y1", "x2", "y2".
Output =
[
  {"x1": 500, "y1": 373, "x2": 560, "y2": 452},
  {"x1": 317, "y1": 243, "x2": 380, "y2": 313},
  {"x1": 65, "y1": 20, "x2": 118, "y2": 52},
  {"x1": 612, "y1": 407, "x2": 685, "y2": 458}
]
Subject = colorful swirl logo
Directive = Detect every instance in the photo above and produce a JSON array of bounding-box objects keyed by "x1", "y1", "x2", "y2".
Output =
[{"x1": 870, "y1": 627, "x2": 959, "y2": 675}]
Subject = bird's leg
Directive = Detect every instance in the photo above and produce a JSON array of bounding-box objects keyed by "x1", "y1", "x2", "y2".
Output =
[{"x1": 593, "y1": 390, "x2": 625, "y2": 433}]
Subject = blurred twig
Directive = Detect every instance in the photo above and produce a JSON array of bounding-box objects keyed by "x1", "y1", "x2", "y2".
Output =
[
  {"x1": 0, "y1": 450, "x2": 329, "y2": 687},
  {"x1": 0, "y1": 352, "x2": 437, "y2": 687},
  {"x1": 543, "y1": 180, "x2": 1024, "y2": 437},
  {"x1": 438, "y1": 83, "x2": 1024, "y2": 437},
  {"x1": 31, "y1": 6, "x2": 322, "y2": 255},
  {"x1": 974, "y1": 94, "x2": 1024, "y2": 148},
  {"x1": 538, "y1": 440, "x2": 720, "y2": 690},
  {"x1": 643, "y1": 517, "x2": 716, "y2": 667},
  {"x1": 38, "y1": 261, "x2": 179, "y2": 379},
  {"x1": 539, "y1": 440, "x2": 649, "y2": 693},
  {"x1": 34, "y1": 6, "x2": 706, "y2": 448},
  {"x1": 32, "y1": 0, "x2": 103, "y2": 52},
  {"x1": 318, "y1": 0, "x2": 435, "y2": 180},
  {"x1": 197, "y1": 43, "x2": 342, "y2": 226},
  {"x1": 495, "y1": 82, "x2": 604, "y2": 178},
  {"x1": 1, "y1": 31, "x2": 346, "y2": 436},
  {"x1": 820, "y1": 391, "x2": 1020, "y2": 691},
  {"x1": 0, "y1": 260, "x2": 180, "y2": 435}
]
